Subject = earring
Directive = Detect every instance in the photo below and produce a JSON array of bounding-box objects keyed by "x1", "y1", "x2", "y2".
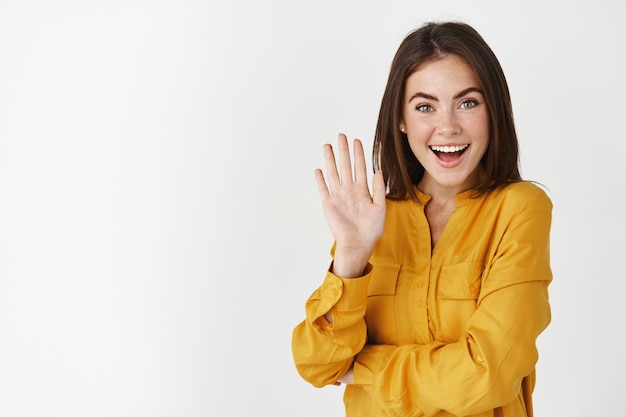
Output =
[{"x1": 400, "y1": 127, "x2": 406, "y2": 133}]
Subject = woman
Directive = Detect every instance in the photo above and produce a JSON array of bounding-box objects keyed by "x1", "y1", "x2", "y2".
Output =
[{"x1": 291, "y1": 21, "x2": 552, "y2": 417}]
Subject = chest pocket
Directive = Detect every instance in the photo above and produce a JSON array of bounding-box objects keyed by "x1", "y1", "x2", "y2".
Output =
[
  {"x1": 435, "y1": 262, "x2": 484, "y2": 341},
  {"x1": 365, "y1": 262, "x2": 401, "y2": 344}
]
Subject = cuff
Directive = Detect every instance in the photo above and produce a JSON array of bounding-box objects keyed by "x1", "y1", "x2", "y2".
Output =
[{"x1": 307, "y1": 263, "x2": 373, "y2": 330}]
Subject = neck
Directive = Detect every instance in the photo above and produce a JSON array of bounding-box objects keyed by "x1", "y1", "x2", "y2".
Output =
[{"x1": 417, "y1": 168, "x2": 486, "y2": 204}]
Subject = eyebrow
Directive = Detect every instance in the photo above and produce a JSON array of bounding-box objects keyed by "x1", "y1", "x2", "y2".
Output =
[{"x1": 407, "y1": 87, "x2": 484, "y2": 103}]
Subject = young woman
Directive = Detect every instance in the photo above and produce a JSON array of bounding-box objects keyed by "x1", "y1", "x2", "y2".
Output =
[{"x1": 291, "y1": 21, "x2": 552, "y2": 417}]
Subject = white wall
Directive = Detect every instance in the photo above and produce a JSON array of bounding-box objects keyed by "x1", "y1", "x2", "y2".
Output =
[{"x1": 0, "y1": 1, "x2": 624, "y2": 416}]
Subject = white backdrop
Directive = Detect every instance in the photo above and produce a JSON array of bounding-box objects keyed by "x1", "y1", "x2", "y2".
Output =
[{"x1": 1, "y1": 1, "x2": 625, "y2": 416}]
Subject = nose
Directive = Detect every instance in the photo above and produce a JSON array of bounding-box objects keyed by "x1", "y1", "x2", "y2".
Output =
[{"x1": 437, "y1": 111, "x2": 461, "y2": 137}]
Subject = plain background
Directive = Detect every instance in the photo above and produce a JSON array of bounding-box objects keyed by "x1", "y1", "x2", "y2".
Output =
[{"x1": 1, "y1": 0, "x2": 625, "y2": 416}]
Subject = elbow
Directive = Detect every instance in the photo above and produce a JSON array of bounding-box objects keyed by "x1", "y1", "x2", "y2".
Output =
[
  {"x1": 477, "y1": 347, "x2": 539, "y2": 411},
  {"x1": 455, "y1": 336, "x2": 539, "y2": 415}
]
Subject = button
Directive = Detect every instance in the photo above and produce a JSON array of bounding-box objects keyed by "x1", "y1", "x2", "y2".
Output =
[
  {"x1": 477, "y1": 355, "x2": 484, "y2": 362},
  {"x1": 416, "y1": 281, "x2": 424, "y2": 289}
]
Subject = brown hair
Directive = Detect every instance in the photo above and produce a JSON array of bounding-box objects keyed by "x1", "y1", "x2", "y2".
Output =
[{"x1": 373, "y1": 21, "x2": 522, "y2": 201}]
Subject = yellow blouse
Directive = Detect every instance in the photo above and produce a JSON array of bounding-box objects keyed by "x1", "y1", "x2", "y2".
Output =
[{"x1": 292, "y1": 181, "x2": 552, "y2": 417}]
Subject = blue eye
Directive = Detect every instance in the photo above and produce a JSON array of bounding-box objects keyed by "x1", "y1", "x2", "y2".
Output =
[
  {"x1": 416, "y1": 104, "x2": 433, "y2": 112},
  {"x1": 460, "y1": 99, "x2": 478, "y2": 109}
]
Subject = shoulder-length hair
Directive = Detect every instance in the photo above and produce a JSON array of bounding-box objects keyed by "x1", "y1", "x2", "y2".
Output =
[{"x1": 373, "y1": 21, "x2": 522, "y2": 201}]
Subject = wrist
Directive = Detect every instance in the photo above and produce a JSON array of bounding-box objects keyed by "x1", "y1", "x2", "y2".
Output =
[{"x1": 331, "y1": 248, "x2": 372, "y2": 278}]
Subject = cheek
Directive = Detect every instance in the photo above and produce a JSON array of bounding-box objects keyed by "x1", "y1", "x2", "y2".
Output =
[
  {"x1": 406, "y1": 132, "x2": 428, "y2": 153},
  {"x1": 406, "y1": 135, "x2": 432, "y2": 164},
  {"x1": 405, "y1": 122, "x2": 437, "y2": 160},
  {"x1": 470, "y1": 115, "x2": 490, "y2": 158},
  {"x1": 467, "y1": 112, "x2": 490, "y2": 140},
  {"x1": 406, "y1": 120, "x2": 434, "y2": 142}
]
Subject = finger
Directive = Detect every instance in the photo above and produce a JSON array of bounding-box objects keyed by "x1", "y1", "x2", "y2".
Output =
[
  {"x1": 322, "y1": 143, "x2": 341, "y2": 192},
  {"x1": 336, "y1": 133, "x2": 354, "y2": 184},
  {"x1": 314, "y1": 168, "x2": 331, "y2": 201},
  {"x1": 372, "y1": 170, "x2": 386, "y2": 207},
  {"x1": 352, "y1": 138, "x2": 368, "y2": 185}
]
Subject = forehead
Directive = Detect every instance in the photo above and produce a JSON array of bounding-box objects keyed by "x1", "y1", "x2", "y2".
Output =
[{"x1": 406, "y1": 54, "x2": 481, "y2": 92}]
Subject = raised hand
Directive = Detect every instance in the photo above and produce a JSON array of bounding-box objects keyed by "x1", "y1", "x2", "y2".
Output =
[{"x1": 315, "y1": 133, "x2": 386, "y2": 278}]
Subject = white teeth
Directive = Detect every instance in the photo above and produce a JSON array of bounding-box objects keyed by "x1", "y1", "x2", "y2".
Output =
[{"x1": 430, "y1": 144, "x2": 469, "y2": 153}]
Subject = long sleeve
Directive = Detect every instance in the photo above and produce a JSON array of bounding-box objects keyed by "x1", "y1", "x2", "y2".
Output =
[
  {"x1": 291, "y1": 264, "x2": 373, "y2": 387},
  {"x1": 353, "y1": 188, "x2": 553, "y2": 416}
]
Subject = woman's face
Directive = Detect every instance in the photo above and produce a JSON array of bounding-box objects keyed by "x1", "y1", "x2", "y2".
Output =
[{"x1": 401, "y1": 54, "x2": 489, "y2": 195}]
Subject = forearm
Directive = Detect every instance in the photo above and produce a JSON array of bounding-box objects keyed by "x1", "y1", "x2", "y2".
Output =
[
  {"x1": 330, "y1": 246, "x2": 374, "y2": 279},
  {"x1": 292, "y1": 266, "x2": 372, "y2": 387},
  {"x1": 353, "y1": 280, "x2": 550, "y2": 416},
  {"x1": 325, "y1": 250, "x2": 372, "y2": 323}
]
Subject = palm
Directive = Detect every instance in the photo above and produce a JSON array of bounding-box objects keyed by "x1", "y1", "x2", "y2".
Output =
[{"x1": 315, "y1": 134, "x2": 386, "y2": 273}]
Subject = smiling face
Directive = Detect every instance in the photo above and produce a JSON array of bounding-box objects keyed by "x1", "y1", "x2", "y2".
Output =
[{"x1": 400, "y1": 54, "x2": 489, "y2": 196}]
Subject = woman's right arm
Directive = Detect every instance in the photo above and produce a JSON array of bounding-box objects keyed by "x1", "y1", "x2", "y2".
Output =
[{"x1": 291, "y1": 134, "x2": 386, "y2": 387}]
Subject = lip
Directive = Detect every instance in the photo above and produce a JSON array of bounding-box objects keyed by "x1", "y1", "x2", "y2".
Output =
[{"x1": 429, "y1": 144, "x2": 469, "y2": 168}]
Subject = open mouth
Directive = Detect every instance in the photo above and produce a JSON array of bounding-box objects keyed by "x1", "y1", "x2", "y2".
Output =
[{"x1": 430, "y1": 144, "x2": 469, "y2": 162}]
